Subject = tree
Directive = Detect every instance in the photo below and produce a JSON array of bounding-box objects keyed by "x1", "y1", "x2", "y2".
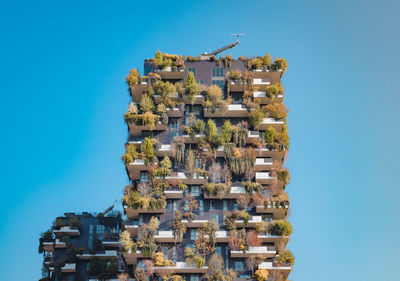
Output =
[
  {"x1": 126, "y1": 68, "x2": 140, "y2": 86},
  {"x1": 135, "y1": 269, "x2": 147, "y2": 281},
  {"x1": 140, "y1": 94, "x2": 155, "y2": 112},
  {"x1": 208, "y1": 162, "x2": 221, "y2": 182},
  {"x1": 194, "y1": 230, "x2": 214, "y2": 259},
  {"x1": 143, "y1": 137, "x2": 155, "y2": 163},
  {"x1": 148, "y1": 216, "x2": 159, "y2": 234},
  {"x1": 220, "y1": 165, "x2": 232, "y2": 183},
  {"x1": 185, "y1": 149, "x2": 196, "y2": 178},
  {"x1": 172, "y1": 211, "x2": 186, "y2": 243},
  {"x1": 277, "y1": 250, "x2": 295, "y2": 266},
  {"x1": 156, "y1": 268, "x2": 174, "y2": 281},
  {"x1": 118, "y1": 273, "x2": 130, "y2": 281},
  {"x1": 153, "y1": 156, "x2": 172, "y2": 179},
  {"x1": 273, "y1": 58, "x2": 288, "y2": 73},
  {"x1": 155, "y1": 50, "x2": 163, "y2": 66},
  {"x1": 144, "y1": 260, "x2": 155, "y2": 276},
  {"x1": 221, "y1": 120, "x2": 232, "y2": 143},
  {"x1": 184, "y1": 194, "x2": 199, "y2": 222},
  {"x1": 236, "y1": 194, "x2": 251, "y2": 210},
  {"x1": 249, "y1": 109, "x2": 266, "y2": 128},
  {"x1": 269, "y1": 220, "x2": 293, "y2": 236},
  {"x1": 264, "y1": 103, "x2": 288, "y2": 120},
  {"x1": 254, "y1": 268, "x2": 269, "y2": 281},
  {"x1": 261, "y1": 53, "x2": 272, "y2": 67},
  {"x1": 265, "y1": 127, "x2": 277, "y2": 144},
  {"x1": 185, "y1": 71, "x2": 200, "y2": 104},
  {"x1": 245, "y1": 255, "x2": 263, "y2": 275},
  {"x1": 246, "y1": 230, "x2": 262, "y2": 247}
]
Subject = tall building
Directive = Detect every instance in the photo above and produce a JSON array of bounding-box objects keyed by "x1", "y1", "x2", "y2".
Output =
[
  {"x1": 122, "y1": 50, "x2": 292, "y2": 281},
  {"x1": 38, "y1": 48, "x2": 293, "y2": 281}
]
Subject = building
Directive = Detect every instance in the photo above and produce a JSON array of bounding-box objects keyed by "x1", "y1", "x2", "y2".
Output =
[
  {"x1": 121, "y1": 50, "x2": 293, "y2": 281},
  {"x1": 38, "y1": 211, "x2": 123, "y2": 281}
]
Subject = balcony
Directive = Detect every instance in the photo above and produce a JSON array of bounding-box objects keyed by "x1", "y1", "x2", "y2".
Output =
[
  {"x1": 164, "y1": 190, "x2": 183, "y2": 199},
  {"x1": 204, "y1": 104, "x2": 248, "y2": 118},
  {"x1": 228, "y1": 80, "x2": 245, "y2": 92},
  {"x1": 154, "y1": 231, "x2": 175, "y2": 243},
  {"x1": 102, "y1": 240, "x2": 121, "y2": 248},
  {"x1": 247, "y1": 131, "x2": 260, "y2": 143},
  {"x1": 259, "y1": 261, "x2": 292, "y2": 279},
  {"x1": 166, "y1": 107, "x2": 184, "y2": 117},
  {"x1": 77, "y1": 250, "x2": 118, "y2": 260},
  {"x1": 182, "y1": 95, "x2": 204, "y2": 105},
  {"x1": 255, "y1": 147, "x2": 285, "y2": 162},
  {"x1": 129, "y1": 83, "x2": 149, "y2": 103},
  {"x1": 154, "y1": 262, "x2": 208, "y2": 274},
  {"x1": 156, "y1": 144, "x2": 173, "y2": 157},
  {"x1": 128, "y1": 121, "x2": 167, "y2": 137},
  {"x1": 42, "y1": 241, "x2": 54, "y2": 252},
  {"x1": 124, "y1": 220, "x2": 139, "y2": 237},
  {"x1": 235, "y1": 215, "x2": 263, "y2": 228},
  {"x1": 164, "y1": 172, "x2": 207, "y2": 185},
  {"x1": 53, "y1": 226, "x2": 80, "y2": 237},
  {"x1": 255, "y1": 118, "x2": 284, "y2": 132},
  {"x1": 126, "y1": 159, "x2": 147, "y2": 179},
  {"x1": 255, "y1": 172, "x2": 277, "y2": 185},
  {"x1": 204, "y1": 186, "x2": 246, "y2": 199},
  {"x1": 182, "y1": 219, "x2": 209, "y2": 228},
  {"x1": 255, "y1": 158, "x2": 273, "y2": 171},
  {"x1": 49, "y1": 263, "x2": 76, "y2": 273},
  {"x1": 124, "y1": 205, "x2": 166, "y2": 220},
  {"x1": 154, "y1": 92, "x2": 180, "y2": 104},
  {"x1": 251, "y1": 70, "x2": 282, "y2": 84},
  {"x1": 255, "y1": 201, "x2": 289, "y2": 219},
  {"x1": 123, "y1": 250, "x2": 144, "y2": 265},
  {"x1": 230, "y1": 246, "x2": 276, "y2": 258},
  {"x1": 55, "y1": 239, "x2": 67, "y2": 248},
  {"x1": 182, "y1": 134, "x2": 205, "y2": 143},
  {"x1": 155, "y1": 69, "x2": 184, "y2": 80},
  {"x1": 253, "y1": 91, "x2": 284, "y2": 104}
]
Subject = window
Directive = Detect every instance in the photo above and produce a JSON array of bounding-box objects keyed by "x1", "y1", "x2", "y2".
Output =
[
  {"x1": 215, "y1": 246, "x2": 222, "y2": 256},
  {"x1": 172, "y1": 246, "x2": 177, "y2": 261},
  {"x1": 170, "y1": 131, "x2": 179, "y2": 142},
  {"x1": 223, "y1": 201, "x2": 227, "y2": 211},
  {"x1": 188, "y1": 68, "x2": 196, "y2": 76},
  {"x1": 191, "y1": 229, "x2": 199, "y2": 240},
  {"x1": 212, "y1": 68, "x2": 224, "y2": 77},
  {"x1": 190, "y1": 276, "x2": 200, "y2": 281},
  {"x1": 96, "y1": 225, "x2": 105, "y2": 241},
  {"x1": 163, "y1": 246, "x2": 169, "y2": 256},
  {"x1": 225, "y1": 247, "x2": 229, "y2": 269},
  {"x1": 259, "y1": 131, "x2": 266, "y2": 142},
  {"x1": 144, "y1": 66, "x2": 152, "y2": 76},
  {"x1": 171, "y1": 119, "x2": 178, "y2": 128},
  {"x1": 196, "y1": 80, "x2": 204, "y2": 85},
  {"x1": 199, "y1": 200, "x2": 204, "y2": 215},
  {"x1": 212, "y1": 80, "x2": 225, "y2": 90},
  {"x1": 191, "y1": 186, "x2": 200, "y2": 196},
  {"x1": 210, "y1": 201, "x2": 215, "y2": 211},
  {"x1": 235, "y1": 261, "x2": 244, "y2": 271},
  {"x1": 263, "y1": 214, "x2": 273, "y2": 222},
  {"x1": 210, "y1": 214, "x2": 219, "y2": 224},
  {"x1": 173, "y1": 201, "x2": 178, "y2": 211},
  {"x1": 233, "y1": 203, "x2": 238, "y2": 210},
  {"x1": 88, "y1": 225, "x2": 94, "y2": 248},
  {"x1": 167, "y1": 201, "x2": 172, "y2": 211},
  {"x1": 140, "y1": 171, "x2": 149, "y2": 183}
]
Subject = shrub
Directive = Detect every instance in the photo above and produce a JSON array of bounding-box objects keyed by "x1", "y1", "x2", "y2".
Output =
[
  {"x1": 249, "y1": 109, "x2": 266, "y2": 128},
  {"x1": 274, "y1": 58, "x2": 288, "y2": 73},
  {"x1": 153, "y1": 156, "x2": 172, "y2": 178},
  {"x1": 265, "y1": 84, "x2": 280, "y2": 98},
  {"x1": 221, "y1": 120, "x2": 232, "y2": 143},
  {"x1": 265, "y1": 127, "x2": 277, "y2": 144},
  {"x1": 140, "y1": 94, "x2": 155, "y2": 112},
  {"x1": 126, "y1": 68, "x2": 140, "y2": 86},
  {"x1": 143, "y1": 137, "x2": 155, "y2": 163},
  {"x1": 269, "y1": 220, "x2": 293, "y2": 236},
  {"x1": 153, "y1": 252, "x2": 175, "y2": 267},
  {"x1": 264, "y1": 103, "x2": 288, "y2": 120},
  {"x1": 185, "y1": 71, "x2": 200, "y2": 104},
  {"x1": 277, "y1": 169, "x2": 290, "y2": 185},
  {"x1": 255, "y1": 221, "x2": 268, "y2": 233},
  {"x1": 193, "y1": 119, "x2": 205, "y2": 134},
  {"x1": 122, "y1": 153, "x2": 133, "y2": 164},
  {"x1": 194, "y1": 255, "x2": 205, "y2": 268},
  {"x1": 204, "y1": 85, "x2": 223, "y2": 112},
  {"x1": 277, "y1": 250, "x2": 295, "y2": 266},
  {"x1": 174, "y1": 143, "x2": 185, "y2": 164},
  {"x1": 251, "y1": 58, "x2": 262, "y2": 69},
  {"x1": 154, "y1": 50, "x2": 163, "y2": 66},
  {"x1": 261, "y1": 53, "x2": 272, "y2": 67},
  {"x1": 254, "y1": 268, "x2": 269, "y2": 281}
]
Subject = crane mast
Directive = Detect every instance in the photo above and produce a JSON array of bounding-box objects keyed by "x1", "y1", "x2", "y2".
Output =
[{"x1": 200, "y1": 33, "x2": 246, "y2": 59}]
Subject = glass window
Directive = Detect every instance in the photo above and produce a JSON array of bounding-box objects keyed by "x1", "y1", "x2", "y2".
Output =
[
  {"x1": 215, "y1": 246, "x2": 222, "y2": 256},
  {"x1": 191, "y1": 186, "x2": 200, "y2": 196},
  {"x1": 191, "y1": 229, "x2": 199, "y2": 240},
  {"x1": 235, "y1": 261, "x2": 244, "y2": 271},
  {"x1": 259, "y1": 131, "x2": 266, "y2": 142},
  {"x1": 170, "y1": 131, "x2": 179, "y2": 142},
  {"x1": 233, "y1": 203, "x2": 238, "y2": 210},
  {"x1": 190, "y1": 276, "x2": 200, "y2": 281},
  {"x1": 211, "y1": 80, "x2": 225, "y2": 91},
  {"x1": 172, "y1": 246, "x2": 177, "y2": 262},
  {"x1": 96, "y1": 225, "x2": 105, "y2": 241},
  {"x1": 225, "y1": 247, "x2": 229, "y2": 269},
  {"x1": 188, "y1": 68, "x2": 196, "y2": 76},
  {"x1": 196, "y1": 80, "x2": 204, "y2": 85},
  {"x1": 173, "y1": 201, "x2": 178, "y2": 211},
  {"x1": 199, "y1": 200, "x2": 204, "y2": 215},
  {"x1": 212, "y1": 68, "x2": 224, "y2": 77},
  {"x1": 171, "y1": 119, "x2": 178, "y2": 128},
  {"x1": 88, "y1": 225, "x2": 93, "y2": 248},
  {"x1": 140, "y1": 171, "x2": 149, "y2": 183},
  {"x1": 163, "y1": 246, "x2": 169, "y2": 256},
  {"x1": 210, "y1": 214, "x2": 219, "y2": 224},
  {"x1": 223, "y1": 201, "x2": 227, "y2": 211},
  {"x1": 167, "y1": 201, "x2": 172, "y2": 211},
  {"x1": 210, "y1": 201, "x2": 215, "y2": 211}
]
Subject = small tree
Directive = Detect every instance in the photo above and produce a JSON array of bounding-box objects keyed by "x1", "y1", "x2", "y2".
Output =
[
  {"x1": 249, "y1": 109, "x2": 266, "y2": 128},
  {"x1": 261, "y1": 53, "x2": 272, "y2": 67},
  {"x1": 156, "y1": 268, "x2": 174, "y2": 281},
  {"x1": 220, "y1": 165, "x2": 232, "y2": 183},
  {"x1": 269, "y1": 220, "x2": 293, "y2": 236},
  {"x1": 172, "y1": 211, "x2": 186, "y2": 243},
  {"x1": 236, "y1": 194, "x2": 251, "y2": 210},
  {"x1": 221, "y1": 120, "x2": 232, "y2": 143},
  {"x1": 265, "y1": 127, "x2": 277, "y2": 144},
  {"x1": 208, "y1": 162, "x2": 221, "y2": 182},
  {"x1": 135, "y1": 269, "x2": 147, "y2": 281},
  {"x1": 140, "y1": 94, "x2": 155, "y2": 112},
  {"x1": 126, "y1": 68, "x2": 140, "y2": 86},
  {"x1": 143, "y1": 137, "x2": 155, "y2": 163},
  {"x1": 245, "y1": 255, "x2": 263, "y2": 275},
  {"x1": 148, "y1": 216, "x2": 159, "y2": 234},
  {"x1": 254, "y1": 268, "x2": 269, "y2": 281},
  {"x1": 185, "y1": 149, "x2": 196, "y2": 178},
  {"x1": 264, "y1": 103, "x2": 288, "y2": 120},
  {"x1": 184, "y1": 194, "x2": 199, "y2": 222},
  {"x1": 273, "y1": 58, "x2": 288, "y2": 73},
  {"x1": 185, "y1": 71, "x2": 200, "y2": 104},
  {"x1": 247, "y1": 230, "x2": 262, "y2": 247}
]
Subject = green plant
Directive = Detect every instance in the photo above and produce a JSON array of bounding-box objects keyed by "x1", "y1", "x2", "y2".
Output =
[
  {"x1": 172, "y1": 211, "x2": 186, "y2": 243},
  {"x1": 251, "y1": 58, "x2": 262, "y2": 69},
  {"x1": 185, "y1": 149, "x2": 196, "y2": 178},
  {"x1": 174, "y1": 143, "x2": 185, "y2": 164},
  {"x1": 203, "y1": 85, "x2": 223, "y2": 112},
  {"x1": 261, "y1": 53, "x2": 272, "y2": 67},
  {"x1": 249, "y1": 109, "x2": 266, "y2": 128},
  {"x1": 143, "y1": 137, "x2": 155, "y2": 163},
  {"x1": 269, "y1": 220, "x2": 293, "y2": 236},
  {"x1": 277, "y1": 169, "x2": 290, "y2": 185},
  {"x1": 254, "y1": 268, "x2": 269, "y2": 281},
  {"x1": 206, "y1": 119, "x2": 224, "y2": 148},
  {"x1": 194, "y1": 255, "x2": 205, "y2": 268},
  {"x1": 221, "y1": 120, "x2": 232, "y2": 143},
  {"x1": 277, "y1": 250, "x2": 295, "y2": 266},
  {"x1": 243, "y1": 181, "x2": 262, "y2": 194},
  {"x1": 264, "y1": 103, "x2": 288, "y2": 120},
  {"x1": 153, "y1": 252, "x2": 175, "y2": 267},
  {"x1": 184, "y1": 71, "x2": 200, "y2": 104},
  {"x1": 265, "y1": 84, "x2": 280, "y2": 98},
  {"x1": 140, "y1": 94, "x2": 155, "y2": 112},
  {"x1": 274, "y1": 58, "x2": 288, "y2": 73},
  {"x1": 255, "y1": 221, "x2": 268, "y2": 233},
  {"x1": 153, "y1": 156, "x2": 172, "y2": 178},
  {"x1": 154, "y1": 50, "x2": 163, "y2": 66},
  {"x1": 193, "y1": 119, "x2": 205, "y2": 134},
  {"x1": 265, "y1": 127, "x2": 277, "y2": 144},
  {"x1": 126, "y1": 68, "x2": 140, "y2": 86},
  {"x1": 232, "y1": 127, "x2": 248, "y2": 147}
]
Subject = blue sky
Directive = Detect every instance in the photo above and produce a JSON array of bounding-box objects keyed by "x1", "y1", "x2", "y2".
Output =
[{"x1": 0, "y1": 0, "x2": 399, "y2": 280}]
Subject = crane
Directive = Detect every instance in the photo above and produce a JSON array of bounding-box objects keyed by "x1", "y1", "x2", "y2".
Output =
[{"x1": 200, "y1": 34, "x2": 247, "y2": 59}]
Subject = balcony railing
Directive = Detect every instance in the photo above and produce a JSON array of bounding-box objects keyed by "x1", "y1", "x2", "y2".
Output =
[
  {"x1": 204, "y1": 104, "x2": 249, "y2": 118},
  {"x1": 77, "y1": 250, "x2": 118, "y2": 260},
  {"x1": 154, "y1": 262, "x2": 208, "y2": 273},
  {"x1": 231, "y1": 246, "x2": 276, "y2": 258},
  {"x1": 53, "y1": 226, "x2": 80, "y2": 236}
]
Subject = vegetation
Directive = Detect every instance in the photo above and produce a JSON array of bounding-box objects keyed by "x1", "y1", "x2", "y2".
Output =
[
  {"x1": 172, "y1": 211, "x2": 186, "y2": 243},
  {"x1": 184, "y1": 247, "x2": 205, "y2": 268},
  {"x1": 183, "y1": 194, "x2": 199, "y2": 222},
  {"x1": 277, "y1": 250, "x2": 295, "y2": 266},
  {"x1": 273, "y1": 58, "x2": 288, "y2": 73},
  {"x1": 277, "y1": 169, "x2": 290, "y2": 185},
  {"x1": 269, "y1": 220, "x2": 293, "y2": 236},
  {"x1": 152, "y1": 156, "x2": 172, "y2": 179},
  {"x1": 184, "y1": 71, "x2": 201, "y2": 104},
  {"x1": 254, "y1": 268, "x2": 269, "y2": 281},
  {"x1": 205, "y1": 254, "x2": 237, "y2": 281},
  {"x1": 174, "y1": 143, "x2": 185, "y2": 164},
  {"x1": 153, "y1": 252, "x2": 175, "y2": 267},
  {"x1": 264, "y1": 103, "x2": 288, "y2": 120},
  {"x1": 126, "y1": 68, "x2": 140, "y2": 87},
  {"x1": 221, "y1": 120, "x2": 232, "y2": 143},
  {"x1": 201, "y1": 183, "x2": 231, "y2": 197},
  {"x1": 249, "y1": 109, "x2": 266, "y2": 128}
]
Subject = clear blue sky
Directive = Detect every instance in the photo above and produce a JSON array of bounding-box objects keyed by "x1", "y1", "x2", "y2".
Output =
[{"x1": 0, "y1": 0, "x2": 399, "y2": 280}]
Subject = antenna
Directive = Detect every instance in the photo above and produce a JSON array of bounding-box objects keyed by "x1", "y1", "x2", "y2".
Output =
[{"x1": 200, "y1": 33, "x2": 247, "y2": 58}]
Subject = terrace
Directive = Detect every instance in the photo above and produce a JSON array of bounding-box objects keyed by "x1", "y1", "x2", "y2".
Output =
[{"x1": 230, "y1": 246, "x2": 276, "y2": 258}]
